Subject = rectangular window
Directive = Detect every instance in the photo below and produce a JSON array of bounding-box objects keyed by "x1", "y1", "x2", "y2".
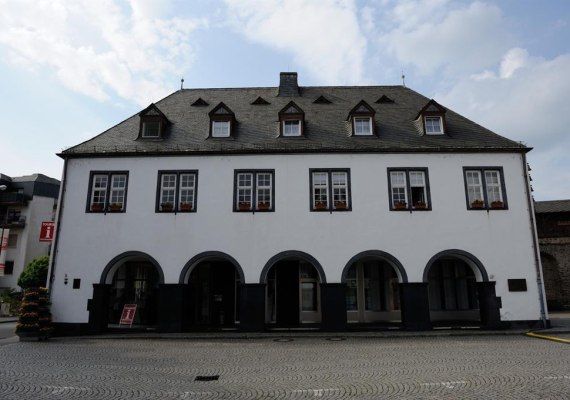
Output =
[
  {"x1": 4, "y1": 261, "x2": 14, "y2": 275},
  {"x1": 87, "y1": 171, "x2": 128, "y2": 212},
  {"x1": 354, "y1": 117, "x2": 372, "y2": 135},
  {"x1": 283, "y1": 120, "x2": 301, "y2": 136},
  {"x1": 7, "y1": 234, "x2": 17, "y2": 248},
  {"x1": 234, "y1": 170, "x2": 275, "y2": 212},
  {"x1": 425, "y1": 116, "x2": 443, "y2": 134},
  {"x1": 463, "y1": 167, "x2": 507, "y2": 210},
  {"x1": 157, "y1": 171, "x2": 198, "y2": 212},
  {"x1": 142, "y1": 120, "x2": 161, "y2": 138},
  {"x1": 388, "y1": 168, "x2": 430, "y2": 210},
  {"x1": 212, "y1": 120, "x2": 230, "y2": 137},
  {"x1": 310, "y1": 169, "x2": 351, "y2": 211}
]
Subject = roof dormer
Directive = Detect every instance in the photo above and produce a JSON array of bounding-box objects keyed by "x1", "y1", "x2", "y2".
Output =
[
  {"x1": 347, "y1": 100, "x2": 376, "y2": 136},
  {"x1": 209, "y1": 102, "x2": 236, "y2": 138},
  {"x1": 138, "y1": 104, "x2": 170, "y2": 139},
  {"x1": 415, "y1": 99, "x2": 447, "y2": 136},
  {"x1": 278, "y1": 101, "x2": 305, "y2": 137}
]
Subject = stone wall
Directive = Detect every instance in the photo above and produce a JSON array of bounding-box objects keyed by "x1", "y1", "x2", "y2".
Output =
[{"x1": 539, "y1": 237, "x2": 570, "y2": 310}]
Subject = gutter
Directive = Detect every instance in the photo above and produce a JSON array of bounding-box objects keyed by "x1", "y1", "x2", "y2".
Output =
[{"x1": 522, "y1": 153, "x2": 548, "y2": 328}]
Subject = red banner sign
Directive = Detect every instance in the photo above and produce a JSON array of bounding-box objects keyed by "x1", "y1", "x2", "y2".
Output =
[
  {"x1": 39, "y1": 221, "x2": 55, "y2": 242},
  {"x1": 119, "y1": 304, "x2": 137, "y2": 327}
]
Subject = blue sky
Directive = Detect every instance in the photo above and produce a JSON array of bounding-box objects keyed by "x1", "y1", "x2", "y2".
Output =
[{"x1": 1, "y1": 0, "x2": 569, "y2": 200}]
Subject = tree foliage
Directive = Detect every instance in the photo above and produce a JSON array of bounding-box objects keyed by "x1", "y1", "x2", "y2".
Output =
[{"x1": 17, "y1": 256, "x2": 49, "y2": 289}]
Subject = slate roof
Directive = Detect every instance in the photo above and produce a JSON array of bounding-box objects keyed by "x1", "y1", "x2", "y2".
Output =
[
  {"x1": 60, "y1": 74, "x2": 528, "y2": 158},
  {"x1": 535, "y1": 200, "x2": 570, "y2": 213}
]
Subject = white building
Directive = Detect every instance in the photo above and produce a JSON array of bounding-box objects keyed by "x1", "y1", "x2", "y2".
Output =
[
  {"x1": 49, "y1": 73, "x2": 547, "y2": 335},
  {"x1": 0, "y1": 174, "x2": 59, "y2": 292}
]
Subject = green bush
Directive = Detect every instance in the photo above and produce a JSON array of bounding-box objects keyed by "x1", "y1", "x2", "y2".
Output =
[{"x1": 17, "y1": 256, "x2": 49, "y2": 289}]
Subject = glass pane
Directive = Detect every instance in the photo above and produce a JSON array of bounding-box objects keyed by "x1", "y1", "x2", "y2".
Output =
[
  {"x1": 301, "y1": 282, "x2": 317, "y2": 311},
  {"x1": 283, "y1": 120, "x2": 301, "y2": 136},
  {"x1": 212, "y1": 120, "x2": 230, "y2": 137}
]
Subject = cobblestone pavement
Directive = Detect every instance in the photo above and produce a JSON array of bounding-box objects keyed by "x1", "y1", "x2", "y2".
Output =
[{"x1": 1, "y1": 336, "x2": 569, "y2": 399}]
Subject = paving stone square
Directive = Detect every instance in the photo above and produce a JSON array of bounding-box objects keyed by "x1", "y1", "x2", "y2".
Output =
[{"x1": 1, "y1": 335, "x2": 569, "y2": 399}]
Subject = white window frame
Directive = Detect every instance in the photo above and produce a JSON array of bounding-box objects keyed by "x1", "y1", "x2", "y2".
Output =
[
  {"x1": 235, "y1": 170, "x2": 275, "y2": 211},
  {"x1": 283, "y1": 119, "x2": 301, "y2": 136},
  {"x1": 424, "y1": 116, "x2": 443, "y2": 135},
  {"x1": 353, "y1": 117, "x2": 373, "y2": 136},
  {"x1": 311, "y1": 169, "x2": 350, "y2": 211},
  {"x1": 142, "y1": 120, "x2": 161, "y2": 138},
  {"x1": 464, "y1": 167, "x2": 506, "y2": 209},
  {"x1": 212, "y1": 120, "x2": 231, "y2": 137},
  {"x1": 157, "y1": 171, "x2": 198, "y2": 212},
  {"x1": 390, "y1": 171, "x2": 407, "y2": 208},
  {"x1": 88, "y1": 172, "x2": 128, "y2": 212}
]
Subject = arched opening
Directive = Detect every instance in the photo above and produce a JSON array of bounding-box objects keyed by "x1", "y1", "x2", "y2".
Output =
[
  {"x1": 102, "y1": 252, "x2": 163, "y2": 329},
  {"x1": 180, "y1": 252, "x2": 244, "y2": 329},
  {"x1": 425, "y1": 253, "x2": 483, "y2": 325},
  {"x1": 342, "y1": 251, "x2": 406, "y2": 325},
  {"x1": 261, "y1": 251, "x2": 325, "y2": 327}
]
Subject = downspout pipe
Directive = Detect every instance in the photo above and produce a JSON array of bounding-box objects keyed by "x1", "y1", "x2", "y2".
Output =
[
  {"x1": 47, "y1": 158, "x2": 68, "y2": 298},
  {"x1": 522, "y1": 152, "x2": 548, "y2": 328}
]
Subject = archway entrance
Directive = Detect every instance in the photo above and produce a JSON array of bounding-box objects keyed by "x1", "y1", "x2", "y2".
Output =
[
  {"x1": 427, "y1": 257, "x2": 480, "y2": 324},
  {"x1": 344, "y1": 260, "x2": 401, "y2": 324},
  {"x1": 108, "y1": 261, "x2": 160, "y2": 327},
  {"x1": 266, "y1": 260, "x2": 322, "y2": 326},
  {"x1": 184, "y1": 260, "x2": 242, "y2": 328}
]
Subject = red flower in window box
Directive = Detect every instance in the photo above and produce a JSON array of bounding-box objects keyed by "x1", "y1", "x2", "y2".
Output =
[
  {"x1": 108, "y1": 203, "x2": 122, "y2": 212},
  {"x1": 161, "y1": 202, "x2": 174, "y2": 212},
  {"x1": 257, "y1": 202, "x2": 270, "y2": 210},
  {"x1": 239, "y1": 202, "x2": 251, "y2": 211},
  {"x1": 334, "y1": 201, "x2": 347, "y2": 210},
  {"x1": 413, "y1": 201, "x2": 427, "y2": 209},
  {"x1": 471, "y1": 200, "x2": 485, "y2": 209},
  {"x1": 394, "y1": 201, "x2": 407, "y2": 210},
  {"x1": 91, "y1": 203, "x2": 104, "y2": 212},
  {"x1": 490, "y1": 201, "x2": 504, "y2": 209},
  {"x1": 180, "y1": 202, "x2": 193, "y2": 211},
  {"x1": 314, "y1": 201, "x2": 327, "y2": 210}
]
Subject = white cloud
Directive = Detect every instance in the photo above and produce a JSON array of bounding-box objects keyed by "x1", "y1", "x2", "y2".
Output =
[
  {"x1": 223, "y1": 0, "x2": 367, "y2": 85},
  {"x1": 0, "y1": 0, "x2": 206, "y2": 106},
  {"x1": 499, "y1": 47, "x2": 529, "y2": 79},
  {"x1": 380, "y1": 1, "x2": 512, "y2": 76}
]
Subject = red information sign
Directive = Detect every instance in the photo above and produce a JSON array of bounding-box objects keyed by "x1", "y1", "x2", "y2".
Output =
[
  {"x1": 39, "y1": 221, "x2": 55, "y2": 242},
  {"x1": 119, "y1": 304, "x2": 137, "y2": 327}
]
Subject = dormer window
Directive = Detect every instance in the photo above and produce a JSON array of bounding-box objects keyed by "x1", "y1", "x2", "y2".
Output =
[
  {"x1": 283, "y1": 120, "x2": 301, "y2": 136},
  {"x1": 138, "y1": 104, "x2": 169, "y2": 140},
  {"x1": 142, "y1": 120, "x2": 161, "y2": 138},
  {"x1": 415, "y1": 99, "x2": 447, "y2": 136},
  {"x1": 279, "y1": 101, "x2": 305, "y2": 137},
  {"x1": 348, "y1": 100, "x2": 376, "y2": 136},
  {"x1": 424, "y1": 116, "x2": 443, "y2": 135},
  {"x1": 212, "y1": 120, "x2": 230, "y2": 137},
  {"x1": 209, "y1": 102, "x2": 236, "y2": 138}
]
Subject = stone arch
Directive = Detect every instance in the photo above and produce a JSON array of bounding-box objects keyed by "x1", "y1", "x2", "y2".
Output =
[
  {"x1": 259, "y1": 250, "x2": 326, "y2": 284},
  {"x1": 179, "y1": 251, "x2": 245, "y2": 284},
  {"x1": 100, "y1": 251, "x2": 164, "y2": 285},
  {"x1": 341, "y1": 250, "x2": 408, "y2": 283},
  {"x1": 423, "y1": 249, "x2": 489, "y2": 283}
]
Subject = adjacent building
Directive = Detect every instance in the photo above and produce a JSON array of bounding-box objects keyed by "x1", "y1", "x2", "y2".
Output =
[
  {"x1": 49, "y1": 72, "x2": 547, "y2": 335},
  {"x1": 0, "y1": 173, "x2": 60, "y2": 291},
  {"x1": 535, "y1": 200, "x2": 570, "y2": 310}
]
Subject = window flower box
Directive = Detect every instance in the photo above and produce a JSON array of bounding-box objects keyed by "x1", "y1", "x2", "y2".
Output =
[
  {"x1": 179, "y1": 202, "x2": 193, "y2": 211},
  {"x1": 490, "y1": 201, "x2": 504, "y2": 209},
  {"x1": 91, "y1": 203, "x2": 104, "y2": 212},
  {"x1": 314, "y1": 201, "x2": 327, "y2": 210},
  {"x1": 394, "y1": 201, "x2": 407, "y2": 210},
  {"x1": 257, "y1": 202, "x2": 270, "y2": 210},
  {"x1": 238, "y1": 202, "x2": 251, "y2": 211},
  {"x1": 161, "y1": 202, "x2": 174, "y2": 212},
  {"x1": 334, "y1": 201, "x2": 347, "y2": 210},
  {"x1": 108, "y1": 203, "x2": 122, "y2": 212},
  {"x1": 413, "y1": 201, "x2": 427, "y2": 209},
  {"x1": 471, "y1": 200, "x2": 485, "y2": 209}
]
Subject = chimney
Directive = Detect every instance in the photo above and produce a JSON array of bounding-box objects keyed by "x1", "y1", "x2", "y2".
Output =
[{"x1": 278, "y1": 72, "x2": 300, "y2": 97}]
